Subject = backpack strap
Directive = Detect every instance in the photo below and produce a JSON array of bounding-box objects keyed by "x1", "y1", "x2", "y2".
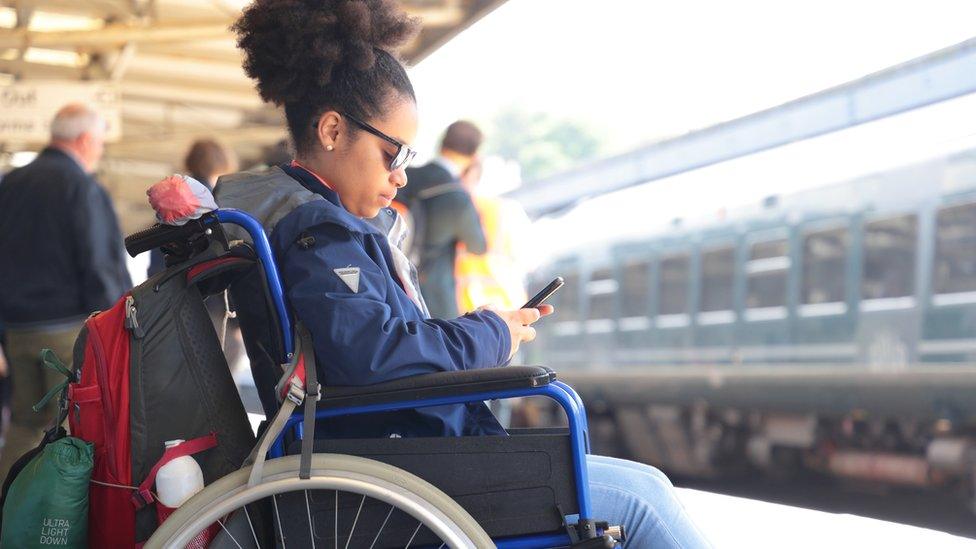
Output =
[
  {"x1": 32, "y1": 349, "x2": 75, "y2": 417},
  {"x1": 405, "y1": 181, "x2": 462, "y2": 266},
  {"x1": 185, "y1": 256, "x2": 254, "y2": 287},
  {"x1": 131, "y1": 433, "x2": 218, "y2": 509},
  {"x1": 416, "y1": 181, "x2": 460, "y2": 200},
  {"x1": 298, "y1": 326, "x2": 318, "y2": 480},
  {"x1": 245, "y1": 323, "x2": 319, "y2": 487}
]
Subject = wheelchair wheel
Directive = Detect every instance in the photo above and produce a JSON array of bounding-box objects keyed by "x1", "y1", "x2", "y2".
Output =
[{"x1": 145, "y1": 454, "x2": 492, "y2": 549}]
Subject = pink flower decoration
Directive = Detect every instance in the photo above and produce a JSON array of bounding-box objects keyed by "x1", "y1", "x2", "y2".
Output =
[{"x1": 147, "y1": 175, "x2": 201, "y2": 224}]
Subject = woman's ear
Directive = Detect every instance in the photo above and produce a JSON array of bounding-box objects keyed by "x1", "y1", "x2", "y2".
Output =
[{"x1": 316, "y1": 111, "x2": 341, "y2": 151}]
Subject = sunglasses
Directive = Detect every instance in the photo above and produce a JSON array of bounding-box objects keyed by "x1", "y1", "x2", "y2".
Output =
[{"x1": 336, "y1": 112, "x2": 417, "y2": 172}]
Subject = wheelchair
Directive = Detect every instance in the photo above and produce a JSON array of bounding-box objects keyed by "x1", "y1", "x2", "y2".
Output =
[{"x1": 127, "y1": 209, "x2": 625, "y2": 548}]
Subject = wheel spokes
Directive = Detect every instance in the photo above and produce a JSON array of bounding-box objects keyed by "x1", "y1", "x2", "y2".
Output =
[{"x1": 368, "y1": 505, "x2": 395, "y2": 549}]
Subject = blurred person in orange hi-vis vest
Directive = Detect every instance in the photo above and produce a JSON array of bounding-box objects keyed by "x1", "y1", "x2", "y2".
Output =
[{"x1": 455, "y1": 157, "x2": 532, "y2": 312}]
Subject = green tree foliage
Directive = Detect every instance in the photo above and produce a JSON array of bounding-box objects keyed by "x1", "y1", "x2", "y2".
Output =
[{"x1": 484, "y1": 106, "x2": 603, "y2": 183}]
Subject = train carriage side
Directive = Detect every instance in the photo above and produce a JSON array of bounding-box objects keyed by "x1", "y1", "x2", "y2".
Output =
[
  {"x1": 792, "y1": 215, "x2": 859, "y2": 364},
  {"x1": 737, "y1": 222, "x2": 794, "y2": 362},
  {"x1": 644, "y1": 236, "x2": 697, "y2": 363},
  {"x1": 531, "y1": 148, "x2": 976, "y2": 492},
  {"x1": 693, "y1": 229, "x2": 740, "y2": 362},
  {"x1": 580, "y1": 248, "x2": 618, "y2": 371},
  {"x1": 922, "y1": 188, "x2": 976, "y2": 365},
  {"x1": 531, "y1": 258, "x2": 584, "y2": 368},
  {"x1": 610, "y1": 241, "x2": 655, "y2": 364}
]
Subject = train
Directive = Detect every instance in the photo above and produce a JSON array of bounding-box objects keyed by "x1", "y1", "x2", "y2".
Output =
[{"x1": 525, "y1": 141, "x2": 976, "y2": 505}]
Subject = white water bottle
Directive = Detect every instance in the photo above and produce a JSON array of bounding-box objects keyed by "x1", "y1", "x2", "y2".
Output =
[{"x1": 156, "y1": 439, "x2": 205, "y2": 508}]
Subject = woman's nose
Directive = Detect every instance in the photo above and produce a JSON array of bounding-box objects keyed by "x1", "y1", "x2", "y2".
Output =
[{"x1": 391, "y1": 168, "x2": 408, "y2": 188}]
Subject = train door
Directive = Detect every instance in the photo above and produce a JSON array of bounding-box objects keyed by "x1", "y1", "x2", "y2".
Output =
[
  {"x1": 856, "y1": 213, "x2": 921, "y2": 370},
  {"x1": 584, "y1": 262, "x2": 618, "y2": 370},
  {"x1": 651, "y1": 248, "x2": 694, "y2": 364},
  {"x1": 612, "y1": 245, "x2": 654, "y2": 366},
  {"x1": 794, "y1": 219, "x2": 858, "y2": 364},
  {"x1": 922, "y1": 200, "x2": 976, "y2": 363},
  {"x1": 693, "y1": 240, "x2": 738, "y2": 363},
  {"x1": 738, "y1": 230, "x2": 793, "y2": 364},
  {"x1": 541, "y1": 261, "x2": 585, "y2": 368}
]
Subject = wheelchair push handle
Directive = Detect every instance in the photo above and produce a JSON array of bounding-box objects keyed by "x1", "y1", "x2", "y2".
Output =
[
  {"x1": 125, "y1": 208, "x2": 294, "y2": 360},
  {"x1": 124, "y1": 216, "x2": 213, "y2": 257}
]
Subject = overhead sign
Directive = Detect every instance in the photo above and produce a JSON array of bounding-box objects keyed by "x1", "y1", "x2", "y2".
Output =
[{"x1": 0, "y1": 81, "x2": 122, "y2": 143}]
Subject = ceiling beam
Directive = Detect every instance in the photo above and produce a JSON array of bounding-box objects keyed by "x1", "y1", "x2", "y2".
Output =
[
  {"x1": 121, "y1": 99, "x2": 246, "y2": 130},
  {"x1": 0, "y1": 58, "x2": 262, "y2": 109},
  {"x1": 106, "y1": 42, "x2": 137, "y2": 81},
  {"x1": 0, "y1": 18, "x2": 234, "y2": 50},
  {"x1": 121, "y1": 80, "x2": 262, "y2": 110},
  {"x1": 407, "y1": 0, "x2": 508, "y2": 64},
  {"x1": 107, "y1": 123, "x2": 285, "y2": 154},
  {"x1": 136, "y1": 41, "x2": 242, "y2": 65},
  {"x1": 2, "y1": 0, "x2": 131, "y2": 20},
  {"x1": 0, "y1": 57, "x2": 84, "y2": 79},
  {"x1": 123, "y1": 51, "x2": 251, "y2": 86},
  {"x1": 404, "y1": 4, "x2": 464, "y2": 28}
]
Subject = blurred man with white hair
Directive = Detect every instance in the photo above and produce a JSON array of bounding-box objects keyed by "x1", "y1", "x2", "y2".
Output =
[{"x1": 0, "y1": 103, "x2": 131, "y2": 479}]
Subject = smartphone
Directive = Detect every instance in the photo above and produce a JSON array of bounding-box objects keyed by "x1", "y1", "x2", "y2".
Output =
[{"x1": 522, "y1": 277, "x2": 564, "y2": 309}]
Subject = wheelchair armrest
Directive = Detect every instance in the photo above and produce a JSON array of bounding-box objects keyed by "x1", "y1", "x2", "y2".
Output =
[{"x1": 318, "y1": 365, "x2": 556, "y2": 410}]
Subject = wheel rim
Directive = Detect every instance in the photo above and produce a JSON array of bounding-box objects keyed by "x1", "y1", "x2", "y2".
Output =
[{"x1": 162, "y1": 469, "x2": 480, "y2": 548}]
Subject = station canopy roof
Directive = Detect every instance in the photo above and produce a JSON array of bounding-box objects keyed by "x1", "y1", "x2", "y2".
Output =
[{"x1": 0, "y1": 0, "x2": 504, "y2": 227}]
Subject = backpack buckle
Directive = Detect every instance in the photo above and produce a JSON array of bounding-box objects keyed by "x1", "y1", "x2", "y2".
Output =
[
  {"x1": 286, "y1": 377, "x2": 306, "y2": 406},
  {"x1": 131, "y1": 487, "x2": 155, "y2": 509}
]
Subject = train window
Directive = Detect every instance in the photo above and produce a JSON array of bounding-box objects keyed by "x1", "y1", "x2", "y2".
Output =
[
  {"x1": 587, "y1": 267, "x2": 617, "y2": 320},
  {"x1": 700, "y1": 246, "x2": 735, "y2": 312},
  {"x1": 553, "y1": 272, "x2": 580, "y2": 321},
  {"x1": 746, "y1": 239, "x2": 789, "y2": 308},
  {"x1": 802, "y1": 227, "x2": 848, "y2": 304},
  {"x1": 862, "y1": 215, "x2": 917, "y2": 299},
  {"x1": 658, "y1": 254, "x2": 689, "y2": 315},
  {"x1": 935, "y1": 203, "x2": 976, "y2": 294},
  {"x1": 620, "y1": 260, "x2": 651, "y2": 317}
]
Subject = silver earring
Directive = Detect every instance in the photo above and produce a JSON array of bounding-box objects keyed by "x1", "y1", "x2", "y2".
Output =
[{"x1": 326, "y1": 145, "x2": 334, "y2": 151}]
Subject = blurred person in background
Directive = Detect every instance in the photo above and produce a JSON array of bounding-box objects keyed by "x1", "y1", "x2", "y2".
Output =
[
  {"x1": 455, "y1": 157, "x2": 531, "y2": 312},
  {"x1": 454, "y1": 158, "x2": 532, "y2": 427},
  {"x1": 185, "y1": 138, "x2": 240, "y2": 192},
  {"x1": 258, "y1": 138, "x2": 293, "y2": 170},
  {"x1": 0, "y1": 103, "x2": 131, "y2": 479},
  {"x1": 400, "y1": 120, "x2": 487, "y2": 318},
  {"x1": 0, "y1": 322, "x2": 9, "y2": 449}
]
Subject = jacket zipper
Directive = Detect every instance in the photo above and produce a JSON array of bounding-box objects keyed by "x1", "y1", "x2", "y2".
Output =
[{"x1": 87, "y1": 314, "x2": 120, "y2": 479}]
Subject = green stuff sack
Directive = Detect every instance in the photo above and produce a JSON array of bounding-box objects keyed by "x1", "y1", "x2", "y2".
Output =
[{"x1": 0, "y1": 437, "x2": 93, "y2": 549}]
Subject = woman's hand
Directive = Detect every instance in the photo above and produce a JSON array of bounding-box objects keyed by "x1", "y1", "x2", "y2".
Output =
[{"x1": 486, "y1": 305, "x2": 554, "y2": 360}]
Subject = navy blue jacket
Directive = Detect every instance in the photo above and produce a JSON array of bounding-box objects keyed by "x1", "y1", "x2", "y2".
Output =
[
  {"x1": 0, "y1": 148, "x2": 131, "y2": 326},
  {"x1": 218, "y1": 164, "x2": 511, "y2": 438}
]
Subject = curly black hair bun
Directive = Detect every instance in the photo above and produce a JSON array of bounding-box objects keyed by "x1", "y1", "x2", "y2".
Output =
[{"x1": 234, "y1": 0, "x2": 420, "y2": 107}]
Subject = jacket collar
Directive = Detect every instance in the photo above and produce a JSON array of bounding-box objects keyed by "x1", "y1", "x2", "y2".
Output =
[
  {"x1": 280, "y1": 162, "x2": 392, "y2": 238},
  {"x1": 280, "y1": 162, "x2": 342, "y2": 208},
  {"x1": 432, "y1": 156, "x2": 461, "y2": 178},
  {"x1": 42, "y1": 146, "x2": 87, "y2": 173}
]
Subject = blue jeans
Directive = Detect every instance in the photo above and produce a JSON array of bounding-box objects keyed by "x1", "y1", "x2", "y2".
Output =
[{"x1": 587, "y1": 455, "x2": 712, "y2": 548}]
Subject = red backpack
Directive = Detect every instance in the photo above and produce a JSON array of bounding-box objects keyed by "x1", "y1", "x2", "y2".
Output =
[{"x1": 68, "y1": 250, "x2": 257, "y2": 546}]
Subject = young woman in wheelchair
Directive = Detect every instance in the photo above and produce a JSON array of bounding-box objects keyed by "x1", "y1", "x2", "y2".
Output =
[{"x1": 213, "y1": 1, "x2": 711, "y2": 546}]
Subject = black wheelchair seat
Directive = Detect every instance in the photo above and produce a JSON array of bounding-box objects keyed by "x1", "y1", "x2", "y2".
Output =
[
  {"x1": 280, "y1": 366, "x2": 576, "y2": 543},
  {"x1": 285, "y1": 429, "x2": 578, "y2": 543}
]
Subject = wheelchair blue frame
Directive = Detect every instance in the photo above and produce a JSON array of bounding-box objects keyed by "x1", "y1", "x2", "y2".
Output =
[
  {"x1": 214, "y1": 209, "x2": 598, "y2": 548},
  {"x1": 215, "y1": 209, "x2": 294, "y2": 358}
]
